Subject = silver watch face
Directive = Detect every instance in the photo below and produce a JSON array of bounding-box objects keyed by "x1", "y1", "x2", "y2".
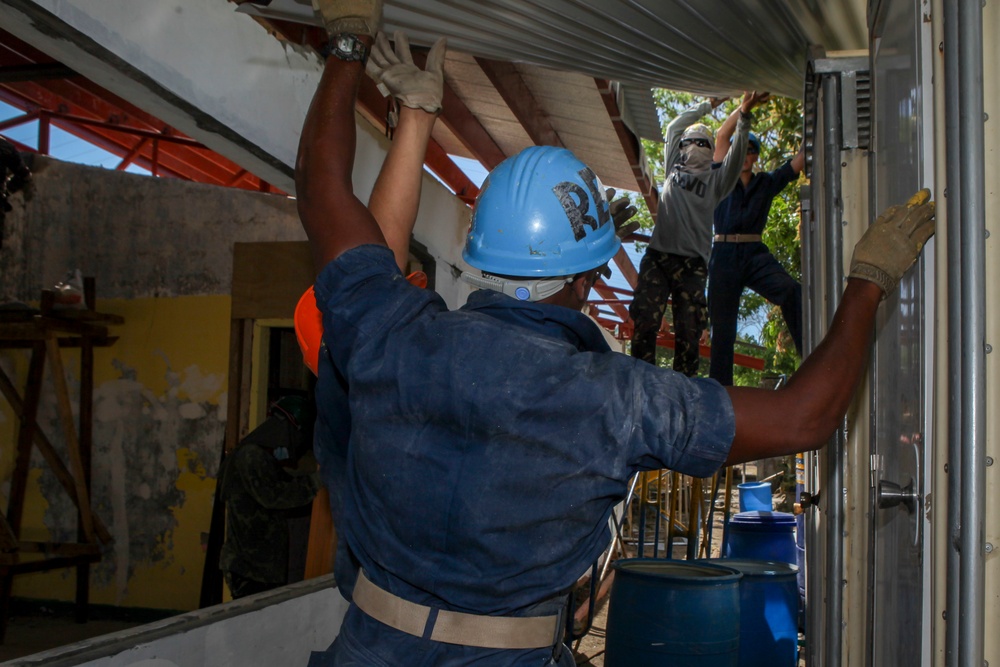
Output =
[
  {"x1": 336, "y1": 35, "x2": 356, "y2": 52},
  {"x1": 333, "y1": 33, "x2": 365, "y2": 61}
]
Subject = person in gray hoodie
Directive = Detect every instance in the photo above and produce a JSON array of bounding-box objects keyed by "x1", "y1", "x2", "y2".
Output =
[{"x1": 629, "y1": 92, "x2": 768, "y2": 375}]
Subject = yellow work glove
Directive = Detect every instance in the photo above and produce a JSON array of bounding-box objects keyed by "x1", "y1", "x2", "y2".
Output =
[
  {"x1": 848, "y1": 188, "x2": 936, "y2": 298},
  {"x1": 311, "y1": 0, "x2": 382, "y2": 37},
  {"x1": 366, "y1": 31, "x2": 447, "y2": 114},
  {"x1": 606, "y1": 187, "x2": 639, "y2": 239}
]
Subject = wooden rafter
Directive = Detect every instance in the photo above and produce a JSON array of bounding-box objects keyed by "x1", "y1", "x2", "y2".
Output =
[
  {"x1": 475, "y1": 57, "x2": 562, "y2": 147},
  {"x1": 409, "y1": 51, "x2": 507, "y2": 170},
  {"x1": 594, "y1": 78, "x2": 658, "y2": 214}
]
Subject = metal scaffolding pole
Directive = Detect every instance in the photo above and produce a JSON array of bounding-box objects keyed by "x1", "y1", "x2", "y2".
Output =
[
  {"x1": 956, "y1": 0, "x2": 987, "y2": 664},
  {"x1": 822, "y1": 72, "x2": 845, "y2": 667}
]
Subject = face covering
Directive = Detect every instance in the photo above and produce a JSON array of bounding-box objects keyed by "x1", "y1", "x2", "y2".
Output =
[{"x1": 678, "y1": 145, "x2": 714, "y2": 173}]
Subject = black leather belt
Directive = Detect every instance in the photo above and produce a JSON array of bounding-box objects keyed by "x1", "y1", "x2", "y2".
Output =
[{"x1": 714, "y1": 233, "x2": 762, "y2": 242}]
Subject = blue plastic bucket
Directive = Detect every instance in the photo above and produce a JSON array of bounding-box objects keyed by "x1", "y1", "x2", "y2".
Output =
[
  {"x1": 701, "y1": 559, "x2": 799, "y2": 667},
  {"x1": 738, "y1": 481, "x2": 773, "y2": 512},
  {"x1": 605, "y1": 559, "x2": 742, "y2": 667},
  {"x1": 725, "y1": 511, "x2": 797, "y2": 564}
]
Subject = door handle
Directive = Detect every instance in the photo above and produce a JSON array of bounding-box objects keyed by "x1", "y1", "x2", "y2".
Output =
[
  {"x1": 874, "y1": 439, "x2": 922, "y2": 547},
  {"x1": 877, "y1": 478, "x2": 918, "y2": 511}
]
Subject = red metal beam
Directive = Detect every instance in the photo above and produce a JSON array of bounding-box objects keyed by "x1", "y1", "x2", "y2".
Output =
[
  {"x1": 0, "y1": 29, "x2": 282, "y2": 193},
  {"x1": 356, "y1": 74, "x2": 478, "y2": 206}
]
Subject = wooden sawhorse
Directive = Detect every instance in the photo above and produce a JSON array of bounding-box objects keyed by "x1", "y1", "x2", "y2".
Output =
[{"x1": 0, "y1": 286, "x2": 119, "y2": 643}]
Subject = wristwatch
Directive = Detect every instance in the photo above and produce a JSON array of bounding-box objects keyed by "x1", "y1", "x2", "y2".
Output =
[{"x1": 331, "y1": 33, "x2": 369, "y2": 64}]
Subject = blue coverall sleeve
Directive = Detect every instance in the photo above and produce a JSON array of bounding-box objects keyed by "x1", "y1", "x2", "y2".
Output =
[{"x1": 621, "y1": 363, "x2": 736, "y2": 478}]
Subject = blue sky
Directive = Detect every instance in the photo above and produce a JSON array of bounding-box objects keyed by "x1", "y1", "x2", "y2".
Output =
[{"x1": 0, "y1": 100, "x2": 152, "y2": 175}]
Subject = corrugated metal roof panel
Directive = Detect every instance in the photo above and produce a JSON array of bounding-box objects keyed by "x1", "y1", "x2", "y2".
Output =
[
  {"x1": 237, "y1": 0, "x2": 865, "y2": 192},
  {"x1": 240, "y1": 0, "x2": 866, "y2": 97}
]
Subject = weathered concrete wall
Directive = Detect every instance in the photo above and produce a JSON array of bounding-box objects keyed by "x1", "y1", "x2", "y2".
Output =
[{"x1": 1, "y1": 156, "x2": 305, "y2": 301}]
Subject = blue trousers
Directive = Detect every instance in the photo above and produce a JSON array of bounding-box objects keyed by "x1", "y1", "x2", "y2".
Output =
[{"x1": 708, "y1": 242, "x2": 802, "y2": 386}]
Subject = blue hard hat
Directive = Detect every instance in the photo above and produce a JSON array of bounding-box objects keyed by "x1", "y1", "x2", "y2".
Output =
[
  {"x1": 730, "y1": 132, "x2": 762, "y2": 154},
  {"x1": 463, "y1": 146, "x2": 621, "y2": 277}
]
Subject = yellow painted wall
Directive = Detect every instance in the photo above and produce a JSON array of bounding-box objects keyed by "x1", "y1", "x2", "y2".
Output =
[{"x1": 0, "y1": 294, "x2": 230, "y2": 611}]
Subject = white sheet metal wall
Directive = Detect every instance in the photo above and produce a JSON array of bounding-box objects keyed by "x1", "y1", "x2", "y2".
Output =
[
  {"x1": 801, "y1": 54, "x2": 872, "y2": 667},
  {"x1": 979, "y1": 0, "x2": 1000, "y2": 662}
]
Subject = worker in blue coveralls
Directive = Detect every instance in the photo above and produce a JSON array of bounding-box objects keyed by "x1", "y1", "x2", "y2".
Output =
[
  {"x1": 708, "y1": 107, "x2": 806, "y2": 385},
  {"x1": 629, "y1": 91, "x2": 768, "y2": 376},
  {"x1": 298, "y1": 2, "x2": 936, "y2": 665}
]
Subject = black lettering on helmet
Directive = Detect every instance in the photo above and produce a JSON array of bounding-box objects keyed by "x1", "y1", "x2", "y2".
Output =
[
  {"x1": 580, "y1": 167, "x2": 610, "y2": 227},
  {"x1": 553, "y1": 167, "x2": 608, "y2": 242},
  {"x1": 553, "y1": 181, "x2": 596, "y2": 242}
]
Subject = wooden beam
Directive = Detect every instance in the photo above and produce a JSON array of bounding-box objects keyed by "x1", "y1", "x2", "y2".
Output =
[
  {"x1": 594, "y1": 78, "x2": 659, "y2": 214},
  {"x1": 0, "y1": 365, "x2": 112, "y2": 544},
  {"x1": 409, "y1": 51, "x2": 506, "y2": 170},
  {"x1": 424, "y1": 140, "x2": 478, "y2": 205},
  {"x1": 44, "y1": 334, "x2": 95, "y2": 543},
  {"x1": 6, "y1": 341, "x2": 45, "y2": 537},
  {"x1": 611, "y1": 245, "x2": 639, "y2": 289},
  {"x1": 475, "y1": 57, "x2": 562, "y2": 147}
]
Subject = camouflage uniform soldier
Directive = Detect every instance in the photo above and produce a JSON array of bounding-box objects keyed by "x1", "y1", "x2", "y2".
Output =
[
  {"x1": 630, "y1": 252, "x2": 709, "y2": 376},
  {"x1": 219, "y1": 396, "x2": 320, "y2": 599},
  {"x1": 629, "y1": 93, "x2": 767, "y2": 375}
]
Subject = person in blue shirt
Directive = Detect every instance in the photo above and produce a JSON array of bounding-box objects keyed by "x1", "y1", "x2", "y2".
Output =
[
  {"x1": 708, "y1": 107, "x2": 806, "y2": 385},
  {"x1": 298, "y1": 2, "x2": 935, "y2": 664}
]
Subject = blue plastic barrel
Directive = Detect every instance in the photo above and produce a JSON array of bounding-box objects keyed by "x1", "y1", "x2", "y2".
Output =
[
  {"x1": 605, "y1": 559, "x2": 742, "y2": 667},
  {"x1": 701, "y1": 559, "x2": 799, "y2": 667},
  {"x1": 738, "y1": 481, "x2": 773, "y2": 512},
  {"x1": 725, "y1": 511, "x2": 797, "y2": 564}
]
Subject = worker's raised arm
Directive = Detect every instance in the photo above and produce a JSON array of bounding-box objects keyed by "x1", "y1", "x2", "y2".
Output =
[
  {"x1": 712, "y1": 106, "x2": 742, "y2": 163},
  {"x1": 724, "y1": 189, "x2": 936, "y2": 464},
  {"x1": 366, "y1": 31, "x2": 446, "y2": 271},
  {"x1": 714, "y1": 92, "x2": 768, "y2": 199},
  {"x1": 790, "y1": 142, "x2": 806, "y2": 175},
  {"x1": 296, "y1": 2, "x2": 385, "y2": 271}
]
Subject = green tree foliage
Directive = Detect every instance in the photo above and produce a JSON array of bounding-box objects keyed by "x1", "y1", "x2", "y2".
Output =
[{"x1": 627, "y1": 90, "x2": 805, "y2": 386}]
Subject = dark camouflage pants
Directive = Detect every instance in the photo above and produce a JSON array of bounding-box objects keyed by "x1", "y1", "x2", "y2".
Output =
[{"x1": 629, "y1": 248, "x2": 708, "y2": 376}]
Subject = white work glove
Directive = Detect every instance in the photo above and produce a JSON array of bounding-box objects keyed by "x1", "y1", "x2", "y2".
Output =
[
  {"x1": 366, "y1": 31, "x2": 446, "y2": 114},
  {"x1": 848, "y1": 188, "x2": 936, "y2": 298},
  {"x1": 606, "y1": 188, "x2": 639, "y2": 239},
  {"x1": 311, "y1": 0, "x2": 381, "y2": 37}
]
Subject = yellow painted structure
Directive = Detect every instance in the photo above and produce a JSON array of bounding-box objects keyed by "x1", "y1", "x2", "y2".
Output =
[{"x1": 1, "y1": 295, "x2": 231, "y2": 611}]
